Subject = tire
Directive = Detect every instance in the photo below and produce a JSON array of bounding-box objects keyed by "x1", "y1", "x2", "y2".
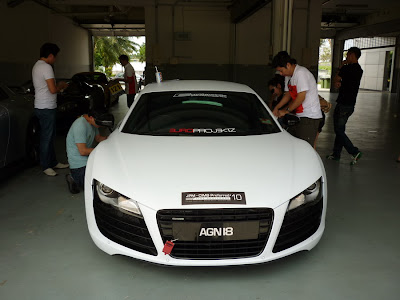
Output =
[
  {"x1": 91, "y1": 86, "x2": 106, "y2": 110},
  {"x1": 104, "y1": 98, "x2": 111, "y2": 110}
]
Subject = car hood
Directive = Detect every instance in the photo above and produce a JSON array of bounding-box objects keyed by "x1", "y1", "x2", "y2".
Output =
[{"x1": 89, "y1": 131, "x2": 324, "y2": 210}]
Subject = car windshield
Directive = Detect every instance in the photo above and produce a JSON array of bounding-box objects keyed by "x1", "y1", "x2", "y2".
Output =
[{"x1": 121, "y1": 91, "x2": 280, "y2": 136}]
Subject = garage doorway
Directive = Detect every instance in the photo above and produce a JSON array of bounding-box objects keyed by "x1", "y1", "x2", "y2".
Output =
[
  {"x1": 318, "y1": 38, "x2": 333, "y2": 90},
  {"x1": 93, "y1": 35, "x2": 146, "y2": 90},
  {"x1": 344, "y1": 37, "x2": 396, "y2": 91}
]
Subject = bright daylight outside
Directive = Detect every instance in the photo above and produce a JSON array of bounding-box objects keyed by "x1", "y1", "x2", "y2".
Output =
[
  {"x1": 318, "y1": 38, "x2": 332, "y2": 90},
  {"x1": 93, "y1": 36, "x2": 146, "y2": 85}
]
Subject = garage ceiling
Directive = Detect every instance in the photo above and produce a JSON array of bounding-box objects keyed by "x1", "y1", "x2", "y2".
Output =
[
  {"x1": 321, "y1": 0, "x2": 400, "y2": 32},
  {"x1": 7, "y1": 0, "x2": 400, "y2": 36}
]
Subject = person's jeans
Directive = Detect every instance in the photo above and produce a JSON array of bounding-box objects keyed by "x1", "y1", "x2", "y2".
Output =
[
  {"x1": 332, "y1": 104, "x2": 359, "y2": 157},
  {"x1": 127, "y1": 94, "x2": 135, "y2": 108},
  {"x1": 35, "y1": 108, "x2": 58, "y2": 170},
  {"x1": 71, "y1": 166, "x2": 86, "y2": 188}
]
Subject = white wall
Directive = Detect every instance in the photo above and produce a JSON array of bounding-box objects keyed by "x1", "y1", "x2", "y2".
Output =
[
  {"x1": 235, "y1": 6, "x2": 271, "y2": 65},
  {"x1": 146, "y1": 3, "x2": 272, "y2": 67},
  {"x1": 0, "y1": 1, "x2": 90, "y2": 84},
  {"x1": 358, "y1": 47, "x2": 395, "y2": 91}
]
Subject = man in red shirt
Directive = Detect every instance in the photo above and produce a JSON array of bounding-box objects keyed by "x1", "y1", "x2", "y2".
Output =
[{"x1": 119, "y1": 54, "x2": 136, "y2": 108}]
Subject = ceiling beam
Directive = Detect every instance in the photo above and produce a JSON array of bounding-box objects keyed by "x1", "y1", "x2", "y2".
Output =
[
  {"x1": 336, "y1": 18, "x2": 400, "y2": 40},
  {"x1": 7, "y1": 0, "x2": 25, "y2": 7},
  {"x1": 230, "y1": 0, "x2": 272, "y2": 23}
]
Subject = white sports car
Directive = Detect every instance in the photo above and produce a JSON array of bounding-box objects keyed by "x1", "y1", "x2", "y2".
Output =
[{"x1": 84, "y1": 80, "x2": 327, "y2": 266}]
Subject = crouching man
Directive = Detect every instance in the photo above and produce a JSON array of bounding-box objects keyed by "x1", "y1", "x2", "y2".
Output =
[{"x1": 65, "y1": 109, "x2": 114, "y2": 194}]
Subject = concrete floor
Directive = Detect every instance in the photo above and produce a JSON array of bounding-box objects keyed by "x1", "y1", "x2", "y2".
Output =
[{"x1": 1, "y1": 91, "x2": 400, "y2": 300}]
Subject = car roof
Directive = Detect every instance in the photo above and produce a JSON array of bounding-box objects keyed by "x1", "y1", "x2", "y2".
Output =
[{"x1": 141, "y1": 80, "x2": 257, "y2": 94}]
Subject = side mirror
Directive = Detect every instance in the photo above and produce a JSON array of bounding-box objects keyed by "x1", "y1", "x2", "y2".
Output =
[{"x1": 281, "y1": 113, "x2": 300, "y2": 127}]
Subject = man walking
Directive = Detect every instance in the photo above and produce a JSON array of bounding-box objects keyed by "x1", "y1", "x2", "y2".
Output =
[
  {"x1": 272, "y1": 51, "x2": 322, "y2": 147},
  {"x1": 327, "y1": 47, "x2": 363, "y2": 165},
  {"x1": 32, "y1": 43, "x2": 69, "y2": 176},
  {"x1": 118, "y1": 54, "x2": 136, "y2": 108}
]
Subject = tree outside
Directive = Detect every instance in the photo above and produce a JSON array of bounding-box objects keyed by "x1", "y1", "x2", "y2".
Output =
[
  {"x1": 318, "y1": 38, "x2": 333, "y2": 87},
  {"x1": 134, "y1": 43, "x2": 146, "y2": 63},
  {"x1": 93, "y1": 36, "x2": 139, "y2": 76},
  {"x1": 319, "y1": 39, "x2": 332, "y2": 72}
]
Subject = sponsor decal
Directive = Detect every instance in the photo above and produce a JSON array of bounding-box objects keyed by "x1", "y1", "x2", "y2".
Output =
[
  {"x1": 173, "y1": 93, "x2": 227, "y2": 98},
  {"x1": 170, "y1": 128, "x2": 236, "y2": 134},
  {"x1": 182, "y1": 192, "x2": 246, "y2": 205}
]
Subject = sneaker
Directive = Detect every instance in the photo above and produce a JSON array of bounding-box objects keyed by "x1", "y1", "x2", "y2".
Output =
[
  {"x1": 54, "y1": 162, "x2": 69, "y2": 169},
  {"x1": 326, "y1": 153, "x2": 340, "y2": 161},
  {"x1": 66, "y1": 174, "x2": 80, "y2": 194},
  {"x1": 350, "y1": 151, "x2": 362, "y2": 165},
  {"x1": 43, "y1": 168, "x2": 57, "y2": 176}
]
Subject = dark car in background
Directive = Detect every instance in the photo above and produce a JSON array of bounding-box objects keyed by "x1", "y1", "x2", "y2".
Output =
[
  {"x1": 57, "y1": 77, "x2": 105, "y2": 129},
  {"x1": 0, "y1": 81, "x2": 39, "y2": 175},
  {"x1": 10, "y1": 75, "x2": 108, "y2": 130},
  {"x1": 71, "y1": 72, "x2": 124, "y2": 108}
]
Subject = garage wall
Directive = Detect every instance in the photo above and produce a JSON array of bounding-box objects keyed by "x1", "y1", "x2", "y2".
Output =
[
  {"x1": 145, "y1": 3, "x2": 275, "y2": 102},
  {"x1": 0, "y1": 1, "x2": 90, "y2": 85},
  {"x1": 359, "y1": 47, "x2": 395, "y2": 91}
]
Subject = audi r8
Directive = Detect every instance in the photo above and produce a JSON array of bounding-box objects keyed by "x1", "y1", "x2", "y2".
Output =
[{"x1": 85, "y1": 80, "x2": 327, "y2": 266}]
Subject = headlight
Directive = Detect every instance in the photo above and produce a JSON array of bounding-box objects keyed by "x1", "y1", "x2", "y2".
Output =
[
  {"x1": 287, "y1": 178, "x2": 322, "y2": 211},
  {"x1": 95, "y1": 180, "x2": 142, "y2": 217}
]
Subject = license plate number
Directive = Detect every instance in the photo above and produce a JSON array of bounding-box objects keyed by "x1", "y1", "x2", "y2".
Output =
[
  {"x1": 172, "y1": 221, "x2": 260, "y2": 241},
  {"x1": 109, "y1": 83, "x2": 123, "y2": 95}
]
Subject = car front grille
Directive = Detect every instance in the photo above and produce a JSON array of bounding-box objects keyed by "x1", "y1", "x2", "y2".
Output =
[
  {"x1": 93, "y1": 194, "x2": 157, "y2": 256},
  {"x1": 272, "y1": 197, "x2": 323, "y2": 253},
  {"x1": 157, "y1": 208, "x2": 273, "y2": 259}
]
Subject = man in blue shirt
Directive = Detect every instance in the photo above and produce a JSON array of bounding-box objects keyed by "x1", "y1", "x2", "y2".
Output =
[{"x1": 65, "y1": 110, "x2": 112, "y2": 193}]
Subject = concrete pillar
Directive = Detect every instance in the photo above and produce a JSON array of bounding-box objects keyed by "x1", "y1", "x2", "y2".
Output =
[
  {"x1": 330, "y1": 39, "x2": 345, "y2": 92},
  {"x1": 271, "y1": 0, "x2": 321, "y2": 79},
  {"x1": 144, "y1": 5, "x2": 157, "y2": 81},
  {"x1": 393, "y1": 35, "x2": 400, "y2": 107},
  {"x1": 271, "y1": 0, "x2": 292, "y2": 55},
  {"x1": 290, "y1": 0, "x2": 321, "y2": 79}
]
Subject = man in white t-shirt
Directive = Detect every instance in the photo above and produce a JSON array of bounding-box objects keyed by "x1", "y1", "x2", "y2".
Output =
[
  {"x1": 272, "y1": 51, "x2": 322, "y2": 147},
  {"x1": 118, "y1": 54, "x2": 136, "y2": 108},
  {"x1": 32, "y1": 43, "x2": 69, "y2": 176}
]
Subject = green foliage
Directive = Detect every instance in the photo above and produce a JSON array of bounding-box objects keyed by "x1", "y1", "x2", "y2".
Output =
[
  {"x1": 93, "y1": 36, "x2": 139, "y2": 76},
  {"x1": 319, "y1": 38, "x2": 332, "y2": 63},
  {"x1": 318, "y1": 65, "x2": 332, "y2": 71},
  {"x1": 134, "y1": 43, "x2": 146, "y2": 63}
]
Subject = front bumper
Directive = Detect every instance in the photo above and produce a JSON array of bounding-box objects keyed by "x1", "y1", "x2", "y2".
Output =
[{"x1": 85, "y1": 181, "x2": 326, "y2": 266}]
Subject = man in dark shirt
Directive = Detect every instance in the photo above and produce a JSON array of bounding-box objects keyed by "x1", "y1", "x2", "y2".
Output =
[{"x1": 327, "y1": 47, "x2": 363, "y2": 165}]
